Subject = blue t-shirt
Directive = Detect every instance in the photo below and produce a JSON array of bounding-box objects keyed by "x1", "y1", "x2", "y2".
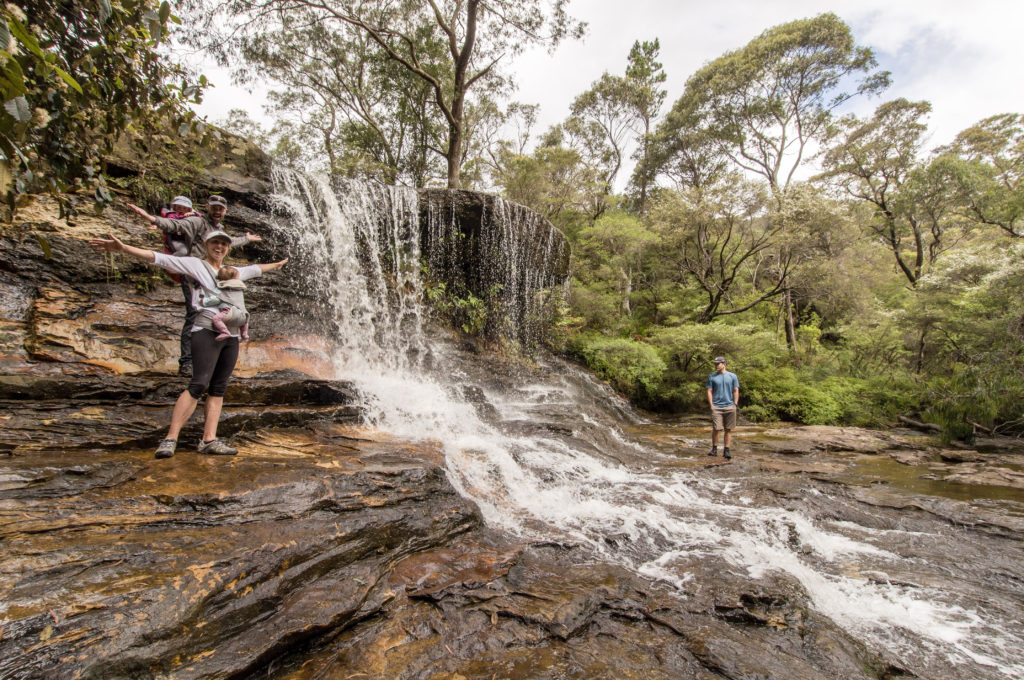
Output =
[{"x1": 706, "y1": 371, "x2": 739, "y2": 407}]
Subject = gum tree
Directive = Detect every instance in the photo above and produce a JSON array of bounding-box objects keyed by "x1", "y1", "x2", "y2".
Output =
[
  {"x1": 820, "y1": 99, "x2": 966, "y2": 286},
  {"x1": 939, "y1": 113, "x2": 1024, "y2": 238},
  {"x1": 647, "y1": 175, "x2": 790, "y2": 324},
  {"x1": 204, "y1": 0, "x2": 584, "y2": 188},
  {"x1": 656, "y1": 12, "x2": 889, "y2": 197},
  {"x1": 652, "y1": 13, "x2": 888, "y2": 345},
  {"x1": 560, "y1": 39, "x2": 666, "y2": 212}
]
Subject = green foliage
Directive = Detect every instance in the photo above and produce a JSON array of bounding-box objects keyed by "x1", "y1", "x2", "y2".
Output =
[
  {"x1": 647, "y1": 323, "x2": 786, "y2": 409},
  {"x1": 645, "y1": 177, "x2": 785, "y2": 323},
  {"x1": 203, "y1": 0, "x2": 584, "y2": 188},
  {"x1": 655, "y1": 13, "x2": 889, "y2": 194},
  {"x1": 923, "y1": 364, "x2": 1024, "y2": 443},
  {"x1": 819, "y1": 99, "x2": 974, "y2": 286},
  {"x1": 905, "y1": 242, "x2": 1024, "y2": 438},
  {"x1": 741, "y1": 368, "x2": 916, "y2": 427},
  {"x1": 742, "y1": 368, "x2": 842, "y2": 424},
  {"x1": 492, "y1": 13, "x2": 1024, "y2": 440},
  {"x1": 938, "y1": 113, "x2": 1023, "y2": 238},
  {"x1": 574, "y1": 335, "x2": 666, "y2": 405},
  {"x1": 651, "y1": 323, "x2": 785, "y2": 375},
  {"x1": 425, "y1": 281, "x2": 493, "y2": 335},
  {"x1": 495, "y1": 143, "x2": 606, "y2": 221},
  {"x1": 567, "y1": 277, "x2": 621, "y2": 330},
  {"x1": 0, "y1": 0, "x2": 204, "y2": 220}
]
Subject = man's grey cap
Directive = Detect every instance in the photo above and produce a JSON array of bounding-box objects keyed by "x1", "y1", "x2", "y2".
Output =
[
  {"x1": 203, "y1": 229, "x2": 233, "y2": 243},
  {"x1": 714, "y1": 356, "x2": 727, "y2": 364},
  {"x1": 170, "y1": 195, "x2": 193, "y2": 210},
  {"x1": 207, "y1": 195, "x2": 228, "y2": 208}
]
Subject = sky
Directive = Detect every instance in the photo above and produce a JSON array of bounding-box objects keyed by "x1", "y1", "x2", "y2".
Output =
[{"x1": 194, "y1": 0, "x2": 1024, "y2": 170}]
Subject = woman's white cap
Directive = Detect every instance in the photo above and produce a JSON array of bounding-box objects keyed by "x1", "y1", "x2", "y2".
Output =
[{"x1": 203, "y1": 229, "x2": 233, "y2": 243}]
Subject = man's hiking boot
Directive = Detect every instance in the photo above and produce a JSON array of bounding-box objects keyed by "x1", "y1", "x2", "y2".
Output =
[
  {"x1": 707, "y1": 446, "x2": 717, "y2": 456},
  {"x1": 723, "y1": 447, "x2": 732, "y2": 460},
  {"x1": 197, "y1": 438, "x2": 237, "y2": 456},
  {"x1": 155, "y1": 438, "x2": 177, "y2": 459},
  {"x1": 178, "y1": 362, "x2": 192, "y2": 378}
]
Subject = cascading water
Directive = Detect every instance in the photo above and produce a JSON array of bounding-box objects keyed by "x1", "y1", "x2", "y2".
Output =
[{"x1": 269, "y1": 169, "x2": 1024, "y2": 680}]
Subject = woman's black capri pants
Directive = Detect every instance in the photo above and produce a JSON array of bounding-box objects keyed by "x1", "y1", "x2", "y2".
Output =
[{"x1": 188, "y1": 328, "x2": 239, "y2": 398}]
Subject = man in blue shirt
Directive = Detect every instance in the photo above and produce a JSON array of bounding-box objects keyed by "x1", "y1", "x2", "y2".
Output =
[{"x1": 706, "y1": 356, "x2": 739, "y2": 460}]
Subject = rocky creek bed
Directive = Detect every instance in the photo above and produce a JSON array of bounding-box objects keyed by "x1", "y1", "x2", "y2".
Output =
[
  {"x1": 1, "y1": 369, "x2": 1001, "y2": 680},
  {"x1": 2, "y1": 370, "x2": 1023, "y2": 679}
]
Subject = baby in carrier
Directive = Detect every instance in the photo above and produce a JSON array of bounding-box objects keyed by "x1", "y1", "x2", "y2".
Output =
[{"x1": 200, "y1": 266, "x2": 250, "y2": 341}]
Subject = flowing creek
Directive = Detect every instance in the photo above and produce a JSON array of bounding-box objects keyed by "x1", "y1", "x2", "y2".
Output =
[{"x1": 270, "y1": 171, "x2": 1024, "y2": 680}]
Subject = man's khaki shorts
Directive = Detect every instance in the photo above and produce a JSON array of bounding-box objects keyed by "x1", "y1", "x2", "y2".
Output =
[{"x1": 711, "y1": 406, "x2": 737, "y2": 431}]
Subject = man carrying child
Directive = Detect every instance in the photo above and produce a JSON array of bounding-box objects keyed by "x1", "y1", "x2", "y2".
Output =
[{"x1": 126, "y1": 195, "x2": 261, "y2": 376}]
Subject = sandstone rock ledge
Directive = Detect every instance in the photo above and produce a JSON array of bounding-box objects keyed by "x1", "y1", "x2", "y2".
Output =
[{"x1": 0, "y1": 415, "x2": 909, "y2": 680}]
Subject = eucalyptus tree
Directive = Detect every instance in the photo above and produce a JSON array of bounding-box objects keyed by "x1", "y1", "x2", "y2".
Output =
[
  {"x1": 655, "y1": 13, "x2": 889, "y2": 197},
  {"x1": 647, "y1": 175, "x2": 791, "y2": 324},
  {"x1": 939, "y1": 113, "x2": 1024, "y2": 238},
  {"x1": 624, "y1": 39, "x2": 666, "y2": 214},
  {"x1": 494, "y1": 141, "x2": 604, "y2": 227},
  {"x1": 820, "y1": 98, "x2": 967, "y2": 286},
  {"x1": 234, "y1": 16, "x2": 446, "y2": 183},
  {"x1": 203, "y1": 0, "x2": 584, "y2": 188},
  {"x1": 564, "y1": 73, "x2": 637, "y2": 196},
  {"x1": 575, "y1": 210, "x2": 659, "y2": 317},
  {"x1": 651, "y1": 14, "x2": 887, "y2": 343},
  {"x1": 561, "y1": 39, "x2": 666, "y2": 210}
]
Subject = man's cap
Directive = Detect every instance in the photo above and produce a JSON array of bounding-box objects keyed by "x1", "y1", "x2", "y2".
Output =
[
  {"x1": 713, "y1": 356, "x2": 727, "y2": 364},
  {"x1": 207, "y1": 195, "x2": 228, "y2": 208},
  {"x1": 203, "y1": 229, "x2": 233, "y2": 244},
  {"x1": 170, "y1": 195, "x2": 193, "y2": 210}
]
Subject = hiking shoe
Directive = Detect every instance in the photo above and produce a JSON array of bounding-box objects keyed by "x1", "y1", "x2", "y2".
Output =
[
  {"x1": 723, "y1": 448, "x2": 732, "y2": 460},
  {"x1": 178, "y1": 362, "x2": 192, "y2": 378},
  {"x1": 197, "y1": 438, "x2": 237, "y2": 456},
  {"x1": 707, "y1": 447, "x2": 718, "y2": 457},
  {"x1": 155, "y1": 438, "x2": 177, "y2": 459}
]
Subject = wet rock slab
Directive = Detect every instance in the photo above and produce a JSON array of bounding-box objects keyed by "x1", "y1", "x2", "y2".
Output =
[
  {"x1": 0, "y1": 372, "x2": 361, "y2": 453},
  {"x1": 261, "y1": 542, "x2": 898, "y2": 680},
  {"x1": 0, "y1": 424, "x2": 470, "y2": 679},
  {"x1": 1, "y1": 414, "x2": 911, "y2": 680},
  {"x1": 744, "y1": 425, "x2": 1024, "y2": 495},
  {"x1": 751, "y1": 425, "x2": 925, "y2": 456}
]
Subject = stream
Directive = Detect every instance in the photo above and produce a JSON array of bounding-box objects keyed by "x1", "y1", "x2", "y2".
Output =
[{"x1": 269, "y1": 171, "x2": 1024, "y2": 680}]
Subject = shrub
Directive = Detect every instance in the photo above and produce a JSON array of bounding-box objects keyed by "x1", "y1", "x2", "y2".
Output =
[
  {"x1": 650, "y1": 322, "x2": 787, "y2": 375},
  {"x1": 576, "y1": 335, "x2": 666, "y2": 406},
  {"x1": 743, "y1": 368, "x2": 843, "y2": 424},
  {"x1": 923, "y1": 363, "x2": 1024, "y2": 442}
]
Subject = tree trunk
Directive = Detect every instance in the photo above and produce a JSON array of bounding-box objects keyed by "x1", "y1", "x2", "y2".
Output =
[
  {"x1": 783, "y1": 288, "x2": 798, "y2": 358},
  {"x1": 446, "y1": 121, "x2": 462, "y2": 189},
  {"x1": 622, "y1": 273, "x2": 632, "y2": 317},
  {"x1": 915, "y1": 328, "x2": 927, "y2": 374},
  {"x1": 637, "y1": 121, "x2": 651, "y2": 215}
]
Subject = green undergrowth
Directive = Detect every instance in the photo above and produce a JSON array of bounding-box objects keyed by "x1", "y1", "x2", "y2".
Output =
[{"x1": 565, "y1": 326, "x2": 922, "y2": 427}]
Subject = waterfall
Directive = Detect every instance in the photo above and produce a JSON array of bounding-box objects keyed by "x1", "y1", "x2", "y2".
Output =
[{"x1": 268, "y1": 169, "x2": 1023, "y2": 680}]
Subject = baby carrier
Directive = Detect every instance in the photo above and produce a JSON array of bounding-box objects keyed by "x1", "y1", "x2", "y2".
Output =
[{"x1": 194, "y1": 262, "x2": 250, "y2": 335}]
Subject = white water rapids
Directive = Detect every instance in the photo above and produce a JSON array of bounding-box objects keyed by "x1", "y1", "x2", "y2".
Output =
[{"x1": 269, "y1": 171, "x2": 1024, "y2": 680}]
